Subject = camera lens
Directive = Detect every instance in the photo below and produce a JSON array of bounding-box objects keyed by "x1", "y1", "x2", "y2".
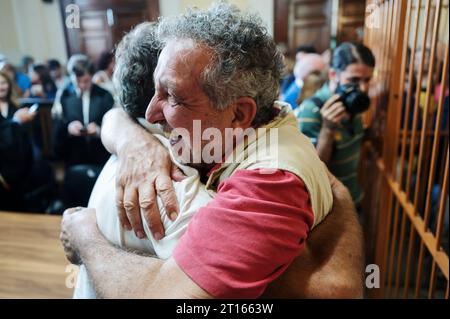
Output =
[{"x1": 336, "y1": 84, "x2": 370, "y2": 115}]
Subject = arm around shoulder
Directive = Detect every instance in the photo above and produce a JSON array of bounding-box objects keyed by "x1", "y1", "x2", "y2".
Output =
[{"x1": 100, "y1": 107, "x2": 155, "y2": 156}]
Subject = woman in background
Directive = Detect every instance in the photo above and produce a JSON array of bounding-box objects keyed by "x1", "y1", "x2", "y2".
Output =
[{"x1": 0, "y1": 70, "x2": 36, "y2": 123}]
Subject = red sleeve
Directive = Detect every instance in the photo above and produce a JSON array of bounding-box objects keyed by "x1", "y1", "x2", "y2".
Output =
[{"x1": 172, "y1": 169, "x2": 314, "y2": 298}]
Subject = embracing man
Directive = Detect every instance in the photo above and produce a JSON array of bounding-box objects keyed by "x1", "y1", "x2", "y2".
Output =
[{"x1": 61, "y1": 3, "x2": 364, "y2": 298}]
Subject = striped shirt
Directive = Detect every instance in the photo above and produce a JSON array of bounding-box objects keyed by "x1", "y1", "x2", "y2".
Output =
[{"x1": 295, "y1": 83, "x2": 364, "y2": 204}]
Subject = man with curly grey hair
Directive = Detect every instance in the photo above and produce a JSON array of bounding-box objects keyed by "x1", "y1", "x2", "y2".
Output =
[{"x1": 61, "y1": 3, "x2": 364, "y2": 298}]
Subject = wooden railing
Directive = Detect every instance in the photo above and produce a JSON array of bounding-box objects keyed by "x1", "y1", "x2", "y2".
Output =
[{"x1": 362, "y1": 0, "x2": 449, "y2": 298}]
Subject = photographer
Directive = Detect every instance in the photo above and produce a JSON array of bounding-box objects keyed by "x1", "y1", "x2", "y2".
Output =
[{"x1": 296, "y1": 42, "x2": 375, "y2": 207}]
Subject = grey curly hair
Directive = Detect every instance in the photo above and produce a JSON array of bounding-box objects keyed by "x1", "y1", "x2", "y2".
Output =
[
  {"x1": 156, "y1": 2, "x2": 285, "y2": 126},
  {"x1": 113, "y1": 22, "x2": 161, "y2": 118}
]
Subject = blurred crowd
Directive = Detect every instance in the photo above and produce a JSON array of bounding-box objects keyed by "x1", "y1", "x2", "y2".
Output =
[{"x1": 0, "y1": 51, "x2": 117, "y2": 213}]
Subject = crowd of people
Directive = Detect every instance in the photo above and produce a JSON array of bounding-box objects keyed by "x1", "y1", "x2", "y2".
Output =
[{"x1": 0, "y1": 51, "x2": 117, "y2": 212}]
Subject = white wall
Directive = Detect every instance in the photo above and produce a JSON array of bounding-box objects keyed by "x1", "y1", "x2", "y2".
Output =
[
  {"x1": 0, "y1": 0, "x2": 22, "y2": 64},
  {"x1": 0, "y1": 0, "x2": 67, "y2": 66}
]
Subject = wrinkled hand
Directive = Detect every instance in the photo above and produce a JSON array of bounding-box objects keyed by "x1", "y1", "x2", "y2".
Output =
[
  {"x1": 320, "y1": 94, "x2": 349, "y2": 130},
  {"x1": 60, "y1": 207, "x2": 98, "y2": 265},
  {"x1": 13, "y1": 107, "x2": 37, "y2": 124},
  {"x1": 68, "y1": 120, "x2": 85, "y2": 136},
  {"x1": 115, "y1": 136, "x2": 185, "y2": 240}
]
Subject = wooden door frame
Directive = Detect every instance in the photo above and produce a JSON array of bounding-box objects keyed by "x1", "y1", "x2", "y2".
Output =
[
  {"x1": 274, "y1": 0, "x2": 332, "y2": 56},
  {"x1": 274, "y1": 0, "x2": 290, "y2": 50}
]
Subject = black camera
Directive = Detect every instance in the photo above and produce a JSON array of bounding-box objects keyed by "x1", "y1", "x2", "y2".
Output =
[{"x1": 335, "y1": 83, "x2": 370, "y2": 115}]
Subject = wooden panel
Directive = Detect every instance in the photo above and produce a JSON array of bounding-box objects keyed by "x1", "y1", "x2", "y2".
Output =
[
  {"x1": 337, "y1": 0, "x2": 366, "y2": 44},
  {"x1": 0, "y1": 212, "x2": 73, "y2": 298},
  {"x1": 288, "y1": 0, "x2": 331, "y2": 53},
  {"x1": 291, "y1": 23, "x2": 330, "y2": 51},
  {"x1": 111, "y1": 8, "x2": 148, "y2": 43},
  {"x1": 276, "y1": 0, "x2": 367, "y2": 54},
  {"x1": 79, "y1": 11, "x2": 112, "y2": 59},
  {"x1": 60, "y1": 0, "x2": 159, "y2": 60},
  {"x1": 274, "y1": 0, "x2": 293, "y2": 53},
  {"x1": 292, "y1": 1, "x2": 328, "y2": 18}
]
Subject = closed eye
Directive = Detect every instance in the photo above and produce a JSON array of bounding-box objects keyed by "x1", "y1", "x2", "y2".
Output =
[{"x1": 167, "y1": 94, "x2": 181, "y2": 107}]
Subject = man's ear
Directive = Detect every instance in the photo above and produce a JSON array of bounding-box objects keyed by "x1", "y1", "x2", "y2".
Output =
[{"x1": 231, "y1": 97, "x2": 257, "y2": 129}]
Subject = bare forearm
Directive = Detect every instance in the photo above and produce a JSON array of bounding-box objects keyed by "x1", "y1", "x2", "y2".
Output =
[
  {"x1": 316, "y1": 127, "x2": 335, "y2": 165},
  {"x1": 62, "y1": 208, "x2": 209, "y2": 299},
  {"x1": 78, "y1": 229, "x2": 164, "y2": 298},
  {"x1": 101, "y1": 108, "x2": 154, "y2": 155}
]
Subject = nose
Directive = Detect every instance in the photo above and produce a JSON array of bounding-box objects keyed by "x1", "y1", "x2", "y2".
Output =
[{"x1": 145, "y1": 95, "x2": 165, "y2": 124}]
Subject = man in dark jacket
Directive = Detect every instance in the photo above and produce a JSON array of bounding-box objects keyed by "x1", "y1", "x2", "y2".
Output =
[{"x1": 56, "y1": 55, "x2": 114, "y2": 166}]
